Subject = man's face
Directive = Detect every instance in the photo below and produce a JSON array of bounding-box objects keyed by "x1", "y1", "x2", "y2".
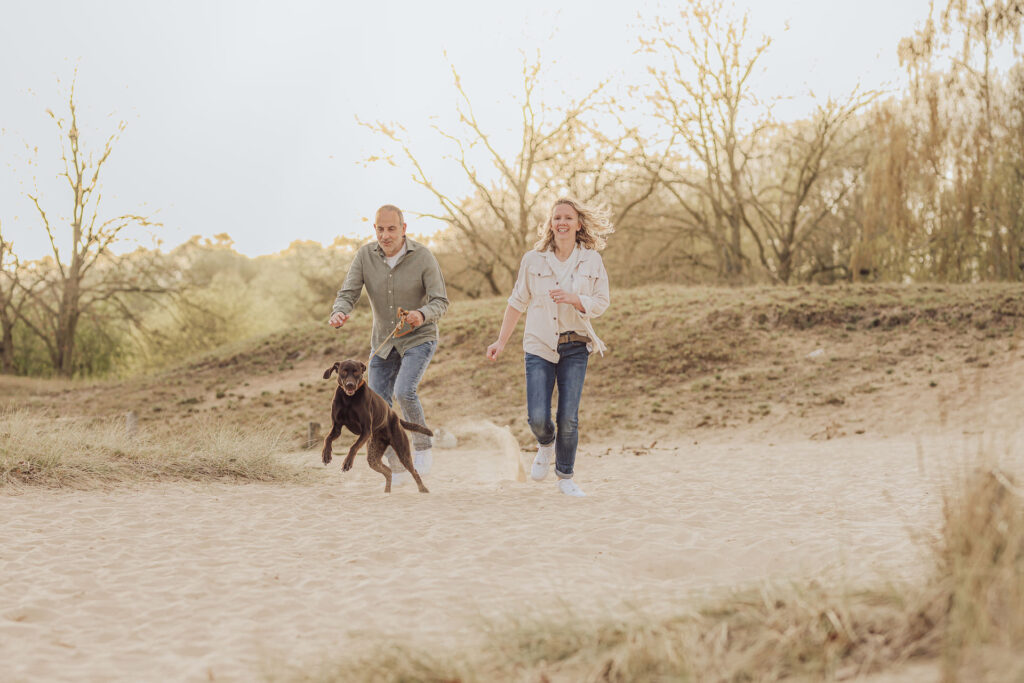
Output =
[{"x1": 374, "y1": 209, "x2": 407, "y2": 257}]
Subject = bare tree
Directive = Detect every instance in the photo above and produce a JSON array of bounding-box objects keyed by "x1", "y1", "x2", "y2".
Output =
[
  {"x1": 744, "y1": 91, "x2": 879, "y2": 283},
  {"x1": 20, "y1": 81, "x2": 170, "y2": 376},
  {"x1": 0, "y1": 223, "x2": 35, "y2": 373},
  {"x1": 641, "y1": 0, "x2": 773, "y2": 281},
  {"x1": 361, "y1": 55, "x2": 658, "y2": 297}
]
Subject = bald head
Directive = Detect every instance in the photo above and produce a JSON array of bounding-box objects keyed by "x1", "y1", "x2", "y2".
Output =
[{"x1": 375, "y1": 204, "x2": 404, "y2": 225}]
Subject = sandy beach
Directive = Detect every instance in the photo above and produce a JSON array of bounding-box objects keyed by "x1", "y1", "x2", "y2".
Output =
[{"x1": 2, "y1": 418, "x2": 995, "y2": 682}]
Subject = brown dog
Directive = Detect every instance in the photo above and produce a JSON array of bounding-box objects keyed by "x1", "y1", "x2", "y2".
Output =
[{"x1": 322, "y1": 359, "x2": 431, "y2": 493}]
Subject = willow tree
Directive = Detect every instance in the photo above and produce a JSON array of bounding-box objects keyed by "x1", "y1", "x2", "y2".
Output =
[{"x1": 897, "y1": 0, "x2": 1024, "y2": 281}]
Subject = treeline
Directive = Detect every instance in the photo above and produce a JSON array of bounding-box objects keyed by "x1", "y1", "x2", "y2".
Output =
[
  {"x1": 0, "y1": 231, "x2": 361, "y2": 377},
  {"x1": 384, "y1": 0, "x2": 1024, "y2": 294},
  {"x1": 2, "y1": 0, "x2": 1022, "y2": 377}
]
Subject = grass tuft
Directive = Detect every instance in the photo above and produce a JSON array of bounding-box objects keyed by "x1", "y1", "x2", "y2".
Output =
[
  {"x1": 0, "y1": 409, "x2": 308, "y2": 488},
  {"x1": 933, "y1": 460, "x2": 1024, "y2": 679}
]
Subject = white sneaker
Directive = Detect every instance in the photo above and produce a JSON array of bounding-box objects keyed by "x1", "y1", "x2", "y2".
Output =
[
  {"x1": 386, "y1": 451, "x2": 408, "y2": 486},
  {"x1": 558, "y1": 479, "x2": 586, "y2": 497},
  {"x1": 413, "y1": 449, "x2": 433, "y2": 476},
  {"x1": 531, "y1": 443, "x2": 555, "y2": 481}
]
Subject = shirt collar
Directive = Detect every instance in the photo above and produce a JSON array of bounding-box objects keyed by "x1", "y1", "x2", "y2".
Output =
[{"x1": 374, "y1": 237, "x2": 418, "y2": 258}]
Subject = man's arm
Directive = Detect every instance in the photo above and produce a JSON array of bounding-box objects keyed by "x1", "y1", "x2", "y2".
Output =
[
  {"x1": 416, "y1": 250, "x2": 449, "y2": 324},
  {"x1": 330, "y1": 250, "x2": 365, "y2": 318}
]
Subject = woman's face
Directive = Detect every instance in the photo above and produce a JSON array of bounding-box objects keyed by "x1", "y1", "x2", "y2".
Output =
[{"x1": 549, "y1": 203, "x2": 581, "y2": 242}]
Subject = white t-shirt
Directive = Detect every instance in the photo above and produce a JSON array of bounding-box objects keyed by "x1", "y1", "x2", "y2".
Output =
[
  {"x1": 544, "y1": 246, "x2": 584, "y2": 334},
  {"x1": 548, "y1": 247, "x2": 578, "y2": 289},
  {"x1": 385, "y1": 241, "x2": 408, "y2": 269}
]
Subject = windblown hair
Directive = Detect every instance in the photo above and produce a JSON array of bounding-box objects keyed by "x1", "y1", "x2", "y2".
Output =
[
  {"x1": 375, "y1": 204, "x2": 405, "y2": 225},
  {"x1": 533, "y1": 196, "x2": 614, "y2": 252}
]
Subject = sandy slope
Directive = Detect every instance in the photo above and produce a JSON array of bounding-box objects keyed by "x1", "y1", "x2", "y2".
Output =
[{"x1": 4, "y1": 416, "x2": 1011, "y2": 682}]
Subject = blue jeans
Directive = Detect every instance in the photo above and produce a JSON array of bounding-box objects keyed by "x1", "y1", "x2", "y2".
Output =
[
  {"x1": 524, "y1": 341, "x2": 590, "y2": 479},
  {"x1": 368, "y1": 341, "x2": 436, "y2": 452}
]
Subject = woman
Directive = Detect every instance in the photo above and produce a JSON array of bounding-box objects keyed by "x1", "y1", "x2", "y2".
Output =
[{"x1": 485, "y1": 196, "x2": 612, "y2": 497}]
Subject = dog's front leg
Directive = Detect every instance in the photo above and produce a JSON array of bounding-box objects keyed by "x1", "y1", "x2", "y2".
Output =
[
  {"x1": 342, "y1": 432, "x2": 369, "y2": 472},
  {"x1": 322, "y1": 422, "x2": 343, "y2": 465}
]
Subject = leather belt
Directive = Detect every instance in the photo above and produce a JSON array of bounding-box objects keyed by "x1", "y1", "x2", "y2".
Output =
[{"x1": 558, "y1": 332, "x2": 591, "y2": 345}]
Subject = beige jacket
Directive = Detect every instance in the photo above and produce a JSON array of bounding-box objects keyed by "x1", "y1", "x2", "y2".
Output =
[{"x1": 507, "y1": 247, "x2": 610, "y2": 363}]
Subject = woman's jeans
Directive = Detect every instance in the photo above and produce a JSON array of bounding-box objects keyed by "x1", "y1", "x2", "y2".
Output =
[
  {"x1": 524, "y1": 341, "x2": 590, "y2": 479},
  {"x1": 368, "y1": 341, "x2": 436, "y2": 465}
]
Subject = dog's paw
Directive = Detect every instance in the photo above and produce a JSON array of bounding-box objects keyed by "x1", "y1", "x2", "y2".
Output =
[
  {"x1": 342, "y1": 460, "x2": 353, "y2": 472},
  {"x1": 322, "y1": 452, "x2": 332, "y2": 465}
]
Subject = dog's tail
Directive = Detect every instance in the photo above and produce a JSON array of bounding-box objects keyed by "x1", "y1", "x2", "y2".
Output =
[{"x1": 400, "y1": 420, "x2": 434, "y2": 437}]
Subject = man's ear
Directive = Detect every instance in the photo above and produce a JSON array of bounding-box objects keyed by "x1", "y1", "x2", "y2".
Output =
[
  {"x1": 359, "y1": 361, "x2": 367, "y2": 374},
  {"x1": 323, "y1": 362, "x2": 340, "y2": 379}
]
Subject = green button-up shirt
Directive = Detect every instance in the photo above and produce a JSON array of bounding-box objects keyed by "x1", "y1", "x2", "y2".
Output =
[{"x1": 331, "y1": 238, "x2": 449, "y2": 358}]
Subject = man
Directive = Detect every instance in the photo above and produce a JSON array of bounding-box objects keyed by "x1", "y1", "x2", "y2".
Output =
[{"x1": 329, "y1": 204, "x2": 449, "y2": 483}]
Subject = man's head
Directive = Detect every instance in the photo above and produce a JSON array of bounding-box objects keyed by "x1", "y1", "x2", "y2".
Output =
[{"x1": 374, "y1": 204, "x2": 407, "y2": 257}]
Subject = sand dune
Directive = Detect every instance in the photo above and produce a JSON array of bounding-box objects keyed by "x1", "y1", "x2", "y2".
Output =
[{"x1": 1, "y1": 418, "x2": 1000, "y2": 682}]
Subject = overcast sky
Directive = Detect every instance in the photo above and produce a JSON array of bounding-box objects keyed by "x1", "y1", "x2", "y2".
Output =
[{"x1": 1, "y1": 0, "x2": 939, "y2": 260}]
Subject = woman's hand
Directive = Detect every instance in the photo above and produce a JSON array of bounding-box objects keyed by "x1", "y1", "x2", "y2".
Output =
[
  {"x1": 549, "y1": 289, "x2": 583, "y2": 312},
  {"x1": 486, "y1": 339, "x2": 506, "y2": 361}
]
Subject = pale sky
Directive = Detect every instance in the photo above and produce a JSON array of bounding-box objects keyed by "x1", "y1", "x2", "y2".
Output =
[{"x1": 1, "y1": 0, "x2": 938, "y2": 261}]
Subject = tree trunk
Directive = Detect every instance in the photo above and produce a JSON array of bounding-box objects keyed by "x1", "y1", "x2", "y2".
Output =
[{"x1": 0, "y1": 317, "x2": 14, "y2": 373}]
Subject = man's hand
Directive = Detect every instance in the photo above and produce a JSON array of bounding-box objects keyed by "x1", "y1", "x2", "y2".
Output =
[
  {"x1": 329, "y1": 312, "x2": 350, "y2": 328},
  {"x1": 405, "y1": 310, "x2": 425, "y2": 327}
]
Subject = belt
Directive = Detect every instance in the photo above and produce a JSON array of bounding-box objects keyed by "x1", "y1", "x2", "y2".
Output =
[{"x1": 558, "y1": 332, "x2": 592, "y2": 345}]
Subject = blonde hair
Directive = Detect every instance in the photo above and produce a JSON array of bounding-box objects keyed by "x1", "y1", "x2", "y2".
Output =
[{"x1": 533, "y1": 196, "x2": 614, "y2": 252}]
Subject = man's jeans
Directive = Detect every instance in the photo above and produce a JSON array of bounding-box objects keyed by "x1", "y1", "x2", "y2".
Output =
[
  {"x1": 368, "y1": 341, "x2": 436, "y2": 471},
  {"x1": 525, "y1": 341, "x2": 590, "y2": 479}
]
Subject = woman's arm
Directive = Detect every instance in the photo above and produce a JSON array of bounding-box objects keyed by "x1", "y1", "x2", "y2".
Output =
[{"x1": 485, "y1": 305, "x2": 523, "y2": 361}]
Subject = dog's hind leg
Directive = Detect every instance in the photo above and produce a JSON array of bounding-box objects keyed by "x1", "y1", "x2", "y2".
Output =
[
  {"x1": 366, "y1": 440, "x2": 393, "y2": 493},
  {"x1": 391, "y1": 430, "x2": 429, "y2": 494}
]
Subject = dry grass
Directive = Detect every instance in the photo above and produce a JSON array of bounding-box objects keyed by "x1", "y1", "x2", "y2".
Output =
[
  {"x1": 273, "y1": 454, "x2": 1024, "y2": 683},
  {"x1": 276, "y1": 586, "x2": 940, "y2": 683},
  {"x1": 0, "y1": 409, "x2": 309, "y2": 488},
  {"x1": 933, "y1": 458, "x2": 1024, "y2": 680}
]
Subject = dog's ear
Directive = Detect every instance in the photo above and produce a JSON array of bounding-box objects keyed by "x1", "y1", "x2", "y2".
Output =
[
  {"x1": 323, "y1": 362, "x2": 340, "y2": 379},
  {"x1": 359, "y1": 361, "x2": 366, "y2": 374}
]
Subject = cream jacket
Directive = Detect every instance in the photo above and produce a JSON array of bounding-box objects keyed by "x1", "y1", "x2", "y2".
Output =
[{"x1": 507, "y1": 247, "x2": 610, "y2": 363}]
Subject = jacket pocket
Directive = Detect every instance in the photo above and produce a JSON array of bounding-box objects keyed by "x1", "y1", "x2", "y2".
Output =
[
  {"x1": 576, "y1": 263, "x2": 602, "y2": 295},
  {"x1": 529, "y1": 266, "x2": 555, "y2": 295}
]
